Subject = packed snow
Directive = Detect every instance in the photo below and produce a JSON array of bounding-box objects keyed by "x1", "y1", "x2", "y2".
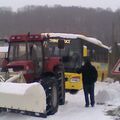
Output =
[
  {"x1": 0, "y1": 78, "x2": 120, "y2": 120},
  {"x1": 0, "y1": 46, "x2": 8, "y2": 53}
]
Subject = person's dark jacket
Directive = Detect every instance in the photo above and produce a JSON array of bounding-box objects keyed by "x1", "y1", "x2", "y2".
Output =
[{"x1": 76, "y1": 62, "x2": 98, "y2": 86}]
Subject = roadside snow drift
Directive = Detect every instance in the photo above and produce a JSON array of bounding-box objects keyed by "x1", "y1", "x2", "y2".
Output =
[{"x1": 95, "y1": 81, "x2": 120, "y2": 105}]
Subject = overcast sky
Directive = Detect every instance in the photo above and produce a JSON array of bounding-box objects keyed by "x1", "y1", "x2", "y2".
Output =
[{"x1": 0, "y1": 0, "x2": 120, "y2": 11}]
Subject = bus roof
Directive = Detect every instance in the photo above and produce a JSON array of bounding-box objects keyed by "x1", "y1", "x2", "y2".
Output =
[{"x1": 42, "y1": 33, "x2": 110, "y2": 50}]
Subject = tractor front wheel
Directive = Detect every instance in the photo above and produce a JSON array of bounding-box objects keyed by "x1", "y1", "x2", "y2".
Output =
[{"x1": 42, "y1": 77, "x2": 59, "y2": 115}]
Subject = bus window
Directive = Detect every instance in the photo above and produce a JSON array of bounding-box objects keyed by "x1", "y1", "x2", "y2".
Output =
[{"x1": 83, "y1": 45, "x2": 88, "y2": 57}]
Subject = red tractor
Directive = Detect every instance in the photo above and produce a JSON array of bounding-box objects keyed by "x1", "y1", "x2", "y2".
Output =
[{"x1": 0, "y1": 34, "x2": 65, "y2": 117}]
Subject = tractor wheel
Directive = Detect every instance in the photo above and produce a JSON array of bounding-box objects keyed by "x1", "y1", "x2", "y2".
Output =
[
  {"x1": 57, "y1": 71, "x2": 65, "y2": 105},
  {"x1": 44, "y1": 77, "x2": 59, "y2": 115}
]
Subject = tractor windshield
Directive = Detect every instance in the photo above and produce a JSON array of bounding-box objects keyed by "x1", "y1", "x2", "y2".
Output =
[
  {"x1": 9, "y1": 42, "x2": 43, "y2": 62},
  {"x1": 9, "y1": 42, "x2": 27, "y2": 61}
]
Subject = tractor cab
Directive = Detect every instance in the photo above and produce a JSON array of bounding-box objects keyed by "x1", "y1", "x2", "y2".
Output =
[
  {"x1": 0, "y1": 34, "x2": 65, "y2": 117},
  {"x1": 6, "y1": 34, "x2": 45, "y2": 83}
]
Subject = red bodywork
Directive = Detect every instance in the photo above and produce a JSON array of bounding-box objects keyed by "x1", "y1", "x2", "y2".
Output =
[
  {"x1": 6, "y1": 34, "x2": 61, "y2": 83},
  {"x1": 10, "y1": 34, "x2": 45, "y2": 42},
  {"x1": 7, "y1": 60, "x2": 35, "y2": 83},
  {"x1": 44, "y1": 57, "x2": 61, "y2": 72}
]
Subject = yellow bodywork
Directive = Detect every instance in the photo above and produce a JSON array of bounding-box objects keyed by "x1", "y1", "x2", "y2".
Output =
[
  {"x1": 65, "y1": 62, "x2": 108, "y2": 91},
  {"x1": 92, "y1": 62, "x2": 108, "y2": 81},
  {"x1": 65, "y1": 72, "x2": 83, "y2": 90}
]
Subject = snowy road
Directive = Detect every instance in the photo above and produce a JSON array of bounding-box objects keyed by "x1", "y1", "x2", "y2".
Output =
[{"x1": 0, "y1": 81, "x2": 119, "y2": 120}]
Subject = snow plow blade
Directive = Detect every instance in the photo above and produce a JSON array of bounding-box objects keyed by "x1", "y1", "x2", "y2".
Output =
[{"x1": 0, "y1": 82, "x2": 46, "y2": 117}]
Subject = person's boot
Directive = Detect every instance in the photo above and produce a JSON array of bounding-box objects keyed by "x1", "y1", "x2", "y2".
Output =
[
  {"x1": 91, "y1": 103, "x2": 95, "y2": 107},
  {"x1": 85, "y1": 104, "x2": 89, "y2": 107}
]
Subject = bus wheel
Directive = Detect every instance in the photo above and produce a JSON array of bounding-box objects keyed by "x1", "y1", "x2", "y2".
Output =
[{"x1": 70, "y1": 90, "x2": 79, "y2": 94}]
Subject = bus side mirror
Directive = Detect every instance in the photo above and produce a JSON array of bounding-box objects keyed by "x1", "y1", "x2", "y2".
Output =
[{"x1": 58, "y1": 39, "x2": 64, "y2": 49}]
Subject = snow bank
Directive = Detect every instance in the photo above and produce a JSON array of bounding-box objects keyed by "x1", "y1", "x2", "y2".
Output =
[
  {"x1": 95, "y1": 81, "x2": 120, "y2": 105},
  {"x1": 104, "y1": 77, "x2": 114, "y2": 83},
  {"x1": 0, "y1": 46, "x2": 8, "y2": 53}
]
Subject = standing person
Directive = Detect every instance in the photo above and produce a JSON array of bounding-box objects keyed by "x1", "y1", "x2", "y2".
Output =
[{"x1": 76, "y1": 57, "x2": 98, "y2": 107}]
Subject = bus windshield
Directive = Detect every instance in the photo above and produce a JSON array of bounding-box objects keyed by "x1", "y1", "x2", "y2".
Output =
[{"x1": 48, "y1": 38, "x2": 82, "y2": 72}]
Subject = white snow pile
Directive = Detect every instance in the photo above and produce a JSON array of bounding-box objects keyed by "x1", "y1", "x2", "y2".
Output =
[
  {"x1": 104, "y1": 77, "x2": 115, "y2": 83},
  {"x1": 0, "y1": 46, "x2": 8, "y2": 52},
  {"x1": 95, "y1": 80, "x2": 120, "y2": 105}
]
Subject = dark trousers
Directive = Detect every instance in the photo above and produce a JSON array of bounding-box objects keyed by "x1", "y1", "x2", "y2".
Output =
[{"x1": 83, "y1": 84, "x2": 95, "y2": 106}]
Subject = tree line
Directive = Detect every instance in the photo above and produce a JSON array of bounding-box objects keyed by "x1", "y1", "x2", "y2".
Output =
[{"x1": 0, "y1": 5, "x2": 120, "y2": 46}]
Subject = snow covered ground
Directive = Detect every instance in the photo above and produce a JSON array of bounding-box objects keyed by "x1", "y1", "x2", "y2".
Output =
[{"x1": 0, "y1": 78, "x2": 120, "y2": 120}]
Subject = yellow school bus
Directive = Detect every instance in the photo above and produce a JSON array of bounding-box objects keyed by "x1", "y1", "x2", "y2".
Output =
[{"x1": 43, "y1": 33, "x2": 109, "y2": 94}]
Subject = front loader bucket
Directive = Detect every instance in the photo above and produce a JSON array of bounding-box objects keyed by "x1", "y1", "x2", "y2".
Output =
[{"x1": 0, "y1": 82, "x2": 46, "y2": 117}]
